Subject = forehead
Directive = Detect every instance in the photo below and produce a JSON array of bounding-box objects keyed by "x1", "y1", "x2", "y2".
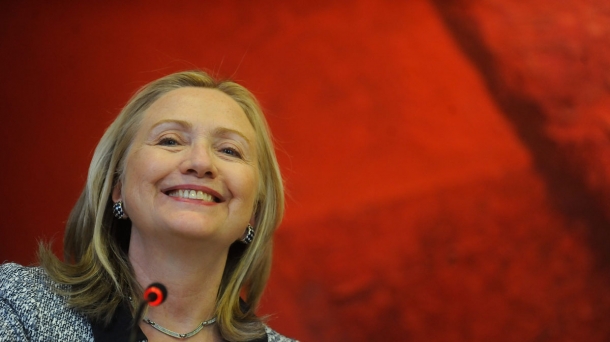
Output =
[{"x1": 140, "y1": 87, "x2": 254, "y2": 137}]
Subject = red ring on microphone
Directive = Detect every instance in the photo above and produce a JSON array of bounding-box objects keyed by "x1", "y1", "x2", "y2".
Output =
[{"x1": 144, "y1": 286, "x2": 164, "y2": 306}]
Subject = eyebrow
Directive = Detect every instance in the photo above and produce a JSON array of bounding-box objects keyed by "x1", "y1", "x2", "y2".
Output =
[
  {"x1": 150, "y1": 119, "x2": 192, "y2": 131},
  {"x1": 150, "y1": 119, "x2": 252, "y2": 145},
  {"x1": 212, "y1": 127, "x2": 252, "y2": 146}
]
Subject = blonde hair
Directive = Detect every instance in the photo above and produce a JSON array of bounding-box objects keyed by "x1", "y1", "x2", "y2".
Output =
[{"x1": 39, "y1": 70, "x2": 284, "y2": 341}]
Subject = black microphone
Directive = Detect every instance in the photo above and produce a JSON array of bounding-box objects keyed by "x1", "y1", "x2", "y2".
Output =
[{"x1": 129, "y1": 283, "x2": 168, "y2": 342}]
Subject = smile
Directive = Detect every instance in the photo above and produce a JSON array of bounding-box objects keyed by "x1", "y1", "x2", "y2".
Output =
[{"x1": 167, "y1": 189, "x2": 219, "y2": 203}]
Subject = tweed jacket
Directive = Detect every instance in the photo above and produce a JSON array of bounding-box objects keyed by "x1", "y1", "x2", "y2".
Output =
[{"x1": 0, "y1": 263, "x2": 295, "y2": 342}]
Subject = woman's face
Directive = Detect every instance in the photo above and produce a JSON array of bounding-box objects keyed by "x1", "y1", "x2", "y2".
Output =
[{"x1": 114, "y1": 87, "x2": 259, "y2": 246}]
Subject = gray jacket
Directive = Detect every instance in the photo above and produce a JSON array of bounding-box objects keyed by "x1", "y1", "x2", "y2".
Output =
[{"x1": 0, "y1": 263, "x2": 295, "y2": 342}]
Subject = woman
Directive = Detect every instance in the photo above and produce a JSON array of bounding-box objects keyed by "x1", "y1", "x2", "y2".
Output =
[{"x1": 0, "y1": 71, "x2": 296, "y2": 342}]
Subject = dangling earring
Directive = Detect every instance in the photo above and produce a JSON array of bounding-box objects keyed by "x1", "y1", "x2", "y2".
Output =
[
  {"x1": 113, "y1": 201, "x2": 128, "y2": 219},
  {"x1": 240, "y1": 224, "x2": 255, "y2": 244}
]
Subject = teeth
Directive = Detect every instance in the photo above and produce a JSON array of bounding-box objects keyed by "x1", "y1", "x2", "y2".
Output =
[{"x1": 168, "y1": 189, "x2": 214, "y2": 202}]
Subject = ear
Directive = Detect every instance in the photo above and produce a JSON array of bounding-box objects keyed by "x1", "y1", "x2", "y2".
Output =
[{"x1": 112, "y1": 180, "x2": 123, "y2": 202}]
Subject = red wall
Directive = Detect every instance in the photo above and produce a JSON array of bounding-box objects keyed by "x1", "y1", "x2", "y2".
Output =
[{"x1": 1, "y1": 1, "x2": 610, "y2": 340}]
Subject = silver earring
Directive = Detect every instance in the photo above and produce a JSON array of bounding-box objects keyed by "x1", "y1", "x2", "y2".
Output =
[
  {"x1": 240, "y1": 224, "x2": 255, "y2": 244},
  {"x1": 113, "y1": 201, "x2": 127, "y2": 219}
]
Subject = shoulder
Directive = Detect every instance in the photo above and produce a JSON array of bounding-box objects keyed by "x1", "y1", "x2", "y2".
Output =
[
  {"x1": 1, "y1": 262, "x2": 48, "y2": 290},
  {"x1": 0, "y1": 263, "x2": 54, "y2": 311},
  {"x1": 0, "y1": 263, "x2": 93, "y2": 341},
  {"x1": 0, "y1": 263, "x2": 65, "y2": 308},
  {"x1": 265, "y1": 325, "x2": 299, "y2": 342}
]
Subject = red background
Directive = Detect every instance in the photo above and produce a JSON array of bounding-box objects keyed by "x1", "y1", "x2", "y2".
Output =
[{"x1": 2, "y1": 1, "x2": 610, "y2": 341}]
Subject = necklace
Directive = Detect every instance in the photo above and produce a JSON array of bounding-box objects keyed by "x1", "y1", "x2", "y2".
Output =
[{"x1": 143, "y1": 316, "x2": 217, "y2": 339}]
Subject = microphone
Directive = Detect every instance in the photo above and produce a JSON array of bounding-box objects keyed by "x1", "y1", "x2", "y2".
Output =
[
  {"x1": 129, "y1": 283, "x2": 168, "y2": 342},
  {"x1": 143, "y1": 282, "x2": 167, "y2": 307}
]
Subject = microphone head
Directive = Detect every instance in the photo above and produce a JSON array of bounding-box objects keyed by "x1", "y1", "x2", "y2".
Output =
[{"x1": 143, "y1": 282, "x2": 167, "y2": 306}]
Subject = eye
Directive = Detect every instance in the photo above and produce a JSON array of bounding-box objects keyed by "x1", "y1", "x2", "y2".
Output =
[
  {"x1": 220, "y1": 147, "x2": 242, "y2": 158},
  {"x1": 158, "y1": 137, "x2": 180, "y2": 146}
]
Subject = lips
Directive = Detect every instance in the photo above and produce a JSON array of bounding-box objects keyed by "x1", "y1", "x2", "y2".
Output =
[{"x1": 162, "y1": 185, "x2": 224, "y2": 203}]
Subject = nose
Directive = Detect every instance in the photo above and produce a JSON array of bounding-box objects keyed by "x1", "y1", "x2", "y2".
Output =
[{"x1": 179, "y1": 143, "x2": 218, "y2": 178}]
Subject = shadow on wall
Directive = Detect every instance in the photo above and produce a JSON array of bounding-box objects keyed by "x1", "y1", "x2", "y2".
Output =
[
  {"x1": 431, "y1": 0, "x2": 610, "y2": 271},
  {"x1": 265, "y1": 1, "x2": 610, "y2": 341}
]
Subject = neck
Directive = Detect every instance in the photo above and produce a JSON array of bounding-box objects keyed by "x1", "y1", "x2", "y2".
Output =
[{"x1": 128, "y1": 229, "x2": 228, "y2": 341}]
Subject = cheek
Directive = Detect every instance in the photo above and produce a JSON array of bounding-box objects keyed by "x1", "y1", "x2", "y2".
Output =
[
  {"x1": 124, "y1": 156, "x2": 146, "y2": 190},
  {"x1": 233, "y1": 167, "x2": 260, "y2": 205},
  {"x1": 123, "y1": 150, "x2": 166, "y2": 196}
]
